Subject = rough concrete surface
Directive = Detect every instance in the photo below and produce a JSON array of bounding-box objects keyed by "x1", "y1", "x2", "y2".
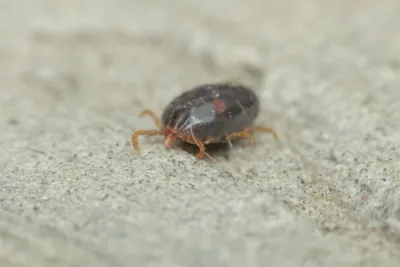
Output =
[{"x1": 1, "y1": 0, "x2": 400, "y2": 266}]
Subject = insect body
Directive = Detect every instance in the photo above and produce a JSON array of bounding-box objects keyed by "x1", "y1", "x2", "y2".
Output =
[{"x1": 131, "y1": 83, "x2": 278, "y2": 159}]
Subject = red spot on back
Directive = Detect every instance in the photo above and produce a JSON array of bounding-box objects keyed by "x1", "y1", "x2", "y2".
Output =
[{"x1": 212, "y1": 99, "x2": 226, "y2": 112}]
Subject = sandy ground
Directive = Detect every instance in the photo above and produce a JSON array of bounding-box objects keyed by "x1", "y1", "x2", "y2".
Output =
[{"x1": 1, "y1": 0, "x2": 400, "y2": 266}]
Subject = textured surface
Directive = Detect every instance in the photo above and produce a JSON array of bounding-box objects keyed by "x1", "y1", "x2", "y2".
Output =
[{"x1": 1, "y1": 0, "x2": 400, "y2": 266}]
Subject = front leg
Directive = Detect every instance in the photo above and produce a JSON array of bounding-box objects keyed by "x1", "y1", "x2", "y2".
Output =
[
  {"x1": 139, "y1": 109, "x2": 162, "y2": 129},
  {"x1": 131, "y1": 129, "x2": 164, "y2": 153}
]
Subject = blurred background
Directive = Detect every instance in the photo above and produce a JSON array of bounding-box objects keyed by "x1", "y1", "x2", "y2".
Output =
[{"x1": 1, "y1": 0, "x2": 400, "y2": 266}]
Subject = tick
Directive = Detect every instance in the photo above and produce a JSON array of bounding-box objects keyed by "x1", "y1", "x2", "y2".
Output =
[{"x1": 131, "y1": 83, "x2": 279, "y2": 159}]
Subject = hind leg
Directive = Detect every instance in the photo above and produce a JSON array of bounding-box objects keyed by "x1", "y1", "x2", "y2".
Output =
[
  {"x1": 225, "y1": 126, "x2": 279, "y2": 145},
  {"x1": 247, "y1": 126, "x2": 279, "y2": 142}
]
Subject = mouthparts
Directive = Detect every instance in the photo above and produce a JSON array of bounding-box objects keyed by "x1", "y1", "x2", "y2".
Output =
[{"x1": 163, "y1": 133, "x2": 176, "y2": 149}]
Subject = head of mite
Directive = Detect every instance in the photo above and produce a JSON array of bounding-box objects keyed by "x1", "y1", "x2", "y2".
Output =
[
  {"x1": 161, "y1": 109, "x2": 194, "y2": 149},
  {"x1": 162, "y1": 127, "x2": 179, "y2": 149}
]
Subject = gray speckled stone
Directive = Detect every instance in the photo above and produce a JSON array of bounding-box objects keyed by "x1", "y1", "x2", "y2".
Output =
[{"x1": 1, "y1": 0, "x2": 400, "y2": 266}]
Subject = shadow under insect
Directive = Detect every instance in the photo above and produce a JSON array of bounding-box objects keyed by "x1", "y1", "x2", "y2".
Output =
[{"x1": 177, "y1": 140, "x2": 232, "y2": 160}]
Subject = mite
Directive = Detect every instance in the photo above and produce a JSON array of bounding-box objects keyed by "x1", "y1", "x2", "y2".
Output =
[{"x1": 131, "y1": 83, "x2": 279, "y2": 159}]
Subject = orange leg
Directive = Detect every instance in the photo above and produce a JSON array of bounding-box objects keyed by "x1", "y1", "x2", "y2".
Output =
[
  {"x1": 195, "y1": 141, "x2": 206, "y2": 159},
  {"x1": 226, "y1": 130, "x2": 256, "y2": 145},
  {"x1": 139, "y1": 109, "x2": 162, "y2": 129},
  {"x1": 248, "y1": 126, "x2": 279, "y2": 141},
  {"x1": 185, "y1": 135, "x2": 206, "y2": 159},
  {"x1": 131, "y1": 129, "x2": 164, "y2": 153},
  {"x1": 226, "y1": 126, "x2": 279, "y2": 145}
]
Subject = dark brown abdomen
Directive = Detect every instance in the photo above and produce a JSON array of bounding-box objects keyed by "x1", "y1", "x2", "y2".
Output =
[{"x1": 162, "y1": 83, "x2": 260, "y2": 141}]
